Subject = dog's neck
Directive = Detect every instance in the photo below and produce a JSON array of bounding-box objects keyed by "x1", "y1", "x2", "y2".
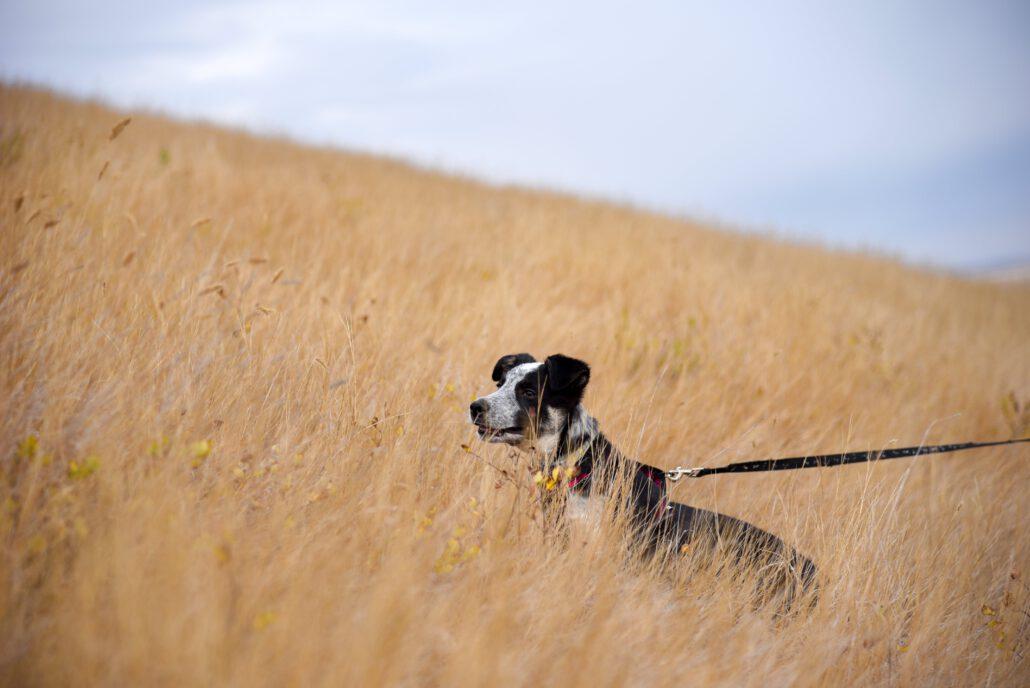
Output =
[
  {"x1": 525, "y1": 405, "x2": 666, "y2": 522},
  {"x1": 526, "y1": 404, "x2": 602, "y2": 462},
  {"x1": 559, "y1": 404, "x2": 601, "y2": 454}
]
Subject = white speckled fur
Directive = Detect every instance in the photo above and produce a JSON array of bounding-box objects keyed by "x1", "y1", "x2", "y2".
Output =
[{"x1": 475, "y1": 362, "x2": 541, "y2": 446}]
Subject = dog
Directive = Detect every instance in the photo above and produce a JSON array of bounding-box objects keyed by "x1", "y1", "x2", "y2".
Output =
[{"x1": 469, "y1": 352, "x2": 817, "y2": 605}]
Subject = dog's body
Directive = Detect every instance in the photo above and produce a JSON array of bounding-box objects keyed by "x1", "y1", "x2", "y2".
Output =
[{"x1": 470, "y1": 353, "x2": 816, "y2": 603}]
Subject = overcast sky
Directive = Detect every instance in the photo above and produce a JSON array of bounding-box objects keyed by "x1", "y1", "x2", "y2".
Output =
[{"x1": 3, "y1": 1, "x2": 1029, "y2": 270}]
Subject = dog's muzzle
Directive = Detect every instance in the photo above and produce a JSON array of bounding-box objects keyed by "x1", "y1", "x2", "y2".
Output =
[{"x1": 469, "y1": 398, "x2": 521, "y2": 442}]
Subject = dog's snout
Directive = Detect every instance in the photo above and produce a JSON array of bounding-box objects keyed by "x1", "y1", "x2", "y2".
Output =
[{"x1": 469, "y1": 398, "x2": 489, "y2": 420}]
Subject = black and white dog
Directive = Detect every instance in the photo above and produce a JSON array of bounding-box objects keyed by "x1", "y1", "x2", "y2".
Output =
[{"x1": 470, "y1": 353, "x2": 817, "y2": 603}]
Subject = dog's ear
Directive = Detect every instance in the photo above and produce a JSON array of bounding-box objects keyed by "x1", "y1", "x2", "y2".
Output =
[
  {"x1": 544, "y1": 354, "x2": 590, "y2": 405},
  {"x1": 491, "y1": 353, "x2": 536, "y2": 387}
]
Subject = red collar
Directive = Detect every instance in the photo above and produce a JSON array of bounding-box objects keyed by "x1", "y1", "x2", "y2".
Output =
[
  {"x1": 568, "y1": 470, "x2": 591, "y2": 490},
  {"x1": 565, "y1": 465, "x2": 670, "y2": 522}
]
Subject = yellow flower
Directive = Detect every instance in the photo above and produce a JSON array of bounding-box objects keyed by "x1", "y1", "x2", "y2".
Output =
[
  {"x1": 252, "y1": 611, "x2": 276, "y2": 630},
  {"x1": 16, "y1": 435, "x2": 38, "y2": 460},
  {"x1": 533, "y1": 471, "x2": 546, "y2": 486},
  {"x1": 415, "y1": 514, "x2": 433, "y2": 534},
  {"x1": 147, "y1": 435, "x2": 170, "y2": 457},
  {"x1": 434, "y1": 534, "x2": 481, "y2": 573},
  {"x1": 68, "y1": 455, "x2": 100, "y2": 480},
  {"x1": 27, "y1": 534, "x2": 46, "y2": 555},
  {"x1": 190, "y1": 440, "x2": 211, "y2": 467},
  {"x1": 213, "y1": 543, "x2": 231, "y2": 565}
]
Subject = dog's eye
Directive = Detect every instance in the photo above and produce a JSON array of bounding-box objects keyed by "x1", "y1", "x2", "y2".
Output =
[{"x1": 522, "y1": 387, "x2": 537, "y2": 399}]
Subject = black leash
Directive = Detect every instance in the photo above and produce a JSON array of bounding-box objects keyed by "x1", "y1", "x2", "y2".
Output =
[{"x1": 664, "y1": 438, "x2": 1029, "y2": 481}]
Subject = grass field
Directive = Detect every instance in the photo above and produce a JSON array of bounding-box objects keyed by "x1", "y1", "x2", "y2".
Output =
[{"x1": 1, "y1": 84, "x2": 1028, "y2": 686}]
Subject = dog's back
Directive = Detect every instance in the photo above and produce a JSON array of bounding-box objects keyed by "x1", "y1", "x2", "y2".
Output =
[
  {"x1": 562, "y1": 433, "x2": 817, "y2": 607},
  {"x1": 582, "y1": 447, "x2": 817, "y2": 608},
  {"x1": 654, "y1": 500, "x2": 818, "y2": 607}
]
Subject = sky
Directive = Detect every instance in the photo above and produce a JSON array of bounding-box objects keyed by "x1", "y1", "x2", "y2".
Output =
[{"x1": 2, "y1": 1, "x2": 1029, "y2": 270}]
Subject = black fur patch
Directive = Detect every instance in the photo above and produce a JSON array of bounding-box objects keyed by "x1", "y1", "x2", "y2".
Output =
[
  {"x1": 543, "y1": 354, "x2": 590, "y2": 408},
  {"x1": 491, "y1": 353, "x2": 536, "y2": 387}
]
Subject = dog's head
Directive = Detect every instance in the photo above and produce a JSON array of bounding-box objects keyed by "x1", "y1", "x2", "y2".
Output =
[{"x1": 469, "y1": 353, "x2": 591, "y2": 450}]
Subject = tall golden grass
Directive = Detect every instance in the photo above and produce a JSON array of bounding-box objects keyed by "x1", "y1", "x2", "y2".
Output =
[{"x1": 1, "y1": 84, "x2": 1028, "y2": 686}]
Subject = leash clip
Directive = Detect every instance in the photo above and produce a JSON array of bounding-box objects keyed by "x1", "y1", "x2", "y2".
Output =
[{"x1": 665, "y1": 466, "x2": 705, "y2": 482}]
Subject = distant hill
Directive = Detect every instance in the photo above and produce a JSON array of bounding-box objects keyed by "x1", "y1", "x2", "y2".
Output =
[{"x1": 969, "y1": 257, "x2": 1030, "y2": 282}]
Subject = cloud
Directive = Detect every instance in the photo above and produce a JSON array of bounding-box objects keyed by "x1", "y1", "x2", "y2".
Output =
[{"x1": 2, "y1": 0, "x2": 1028, "y2": 267}]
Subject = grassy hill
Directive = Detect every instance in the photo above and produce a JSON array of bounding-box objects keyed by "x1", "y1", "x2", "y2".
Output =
[{"x1": 1, "y1": 84, "x2": 1028, "y2": 686}]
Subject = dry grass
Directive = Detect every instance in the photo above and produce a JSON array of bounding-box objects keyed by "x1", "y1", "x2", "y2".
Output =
[{"x1": 1, "y1": 84, "x2": 1028, "y2": 687}]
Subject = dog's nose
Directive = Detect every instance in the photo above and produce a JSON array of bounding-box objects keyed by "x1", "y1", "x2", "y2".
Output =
[{"x1": 469, "y1": 398, "x2": 489, "y2": 420}]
